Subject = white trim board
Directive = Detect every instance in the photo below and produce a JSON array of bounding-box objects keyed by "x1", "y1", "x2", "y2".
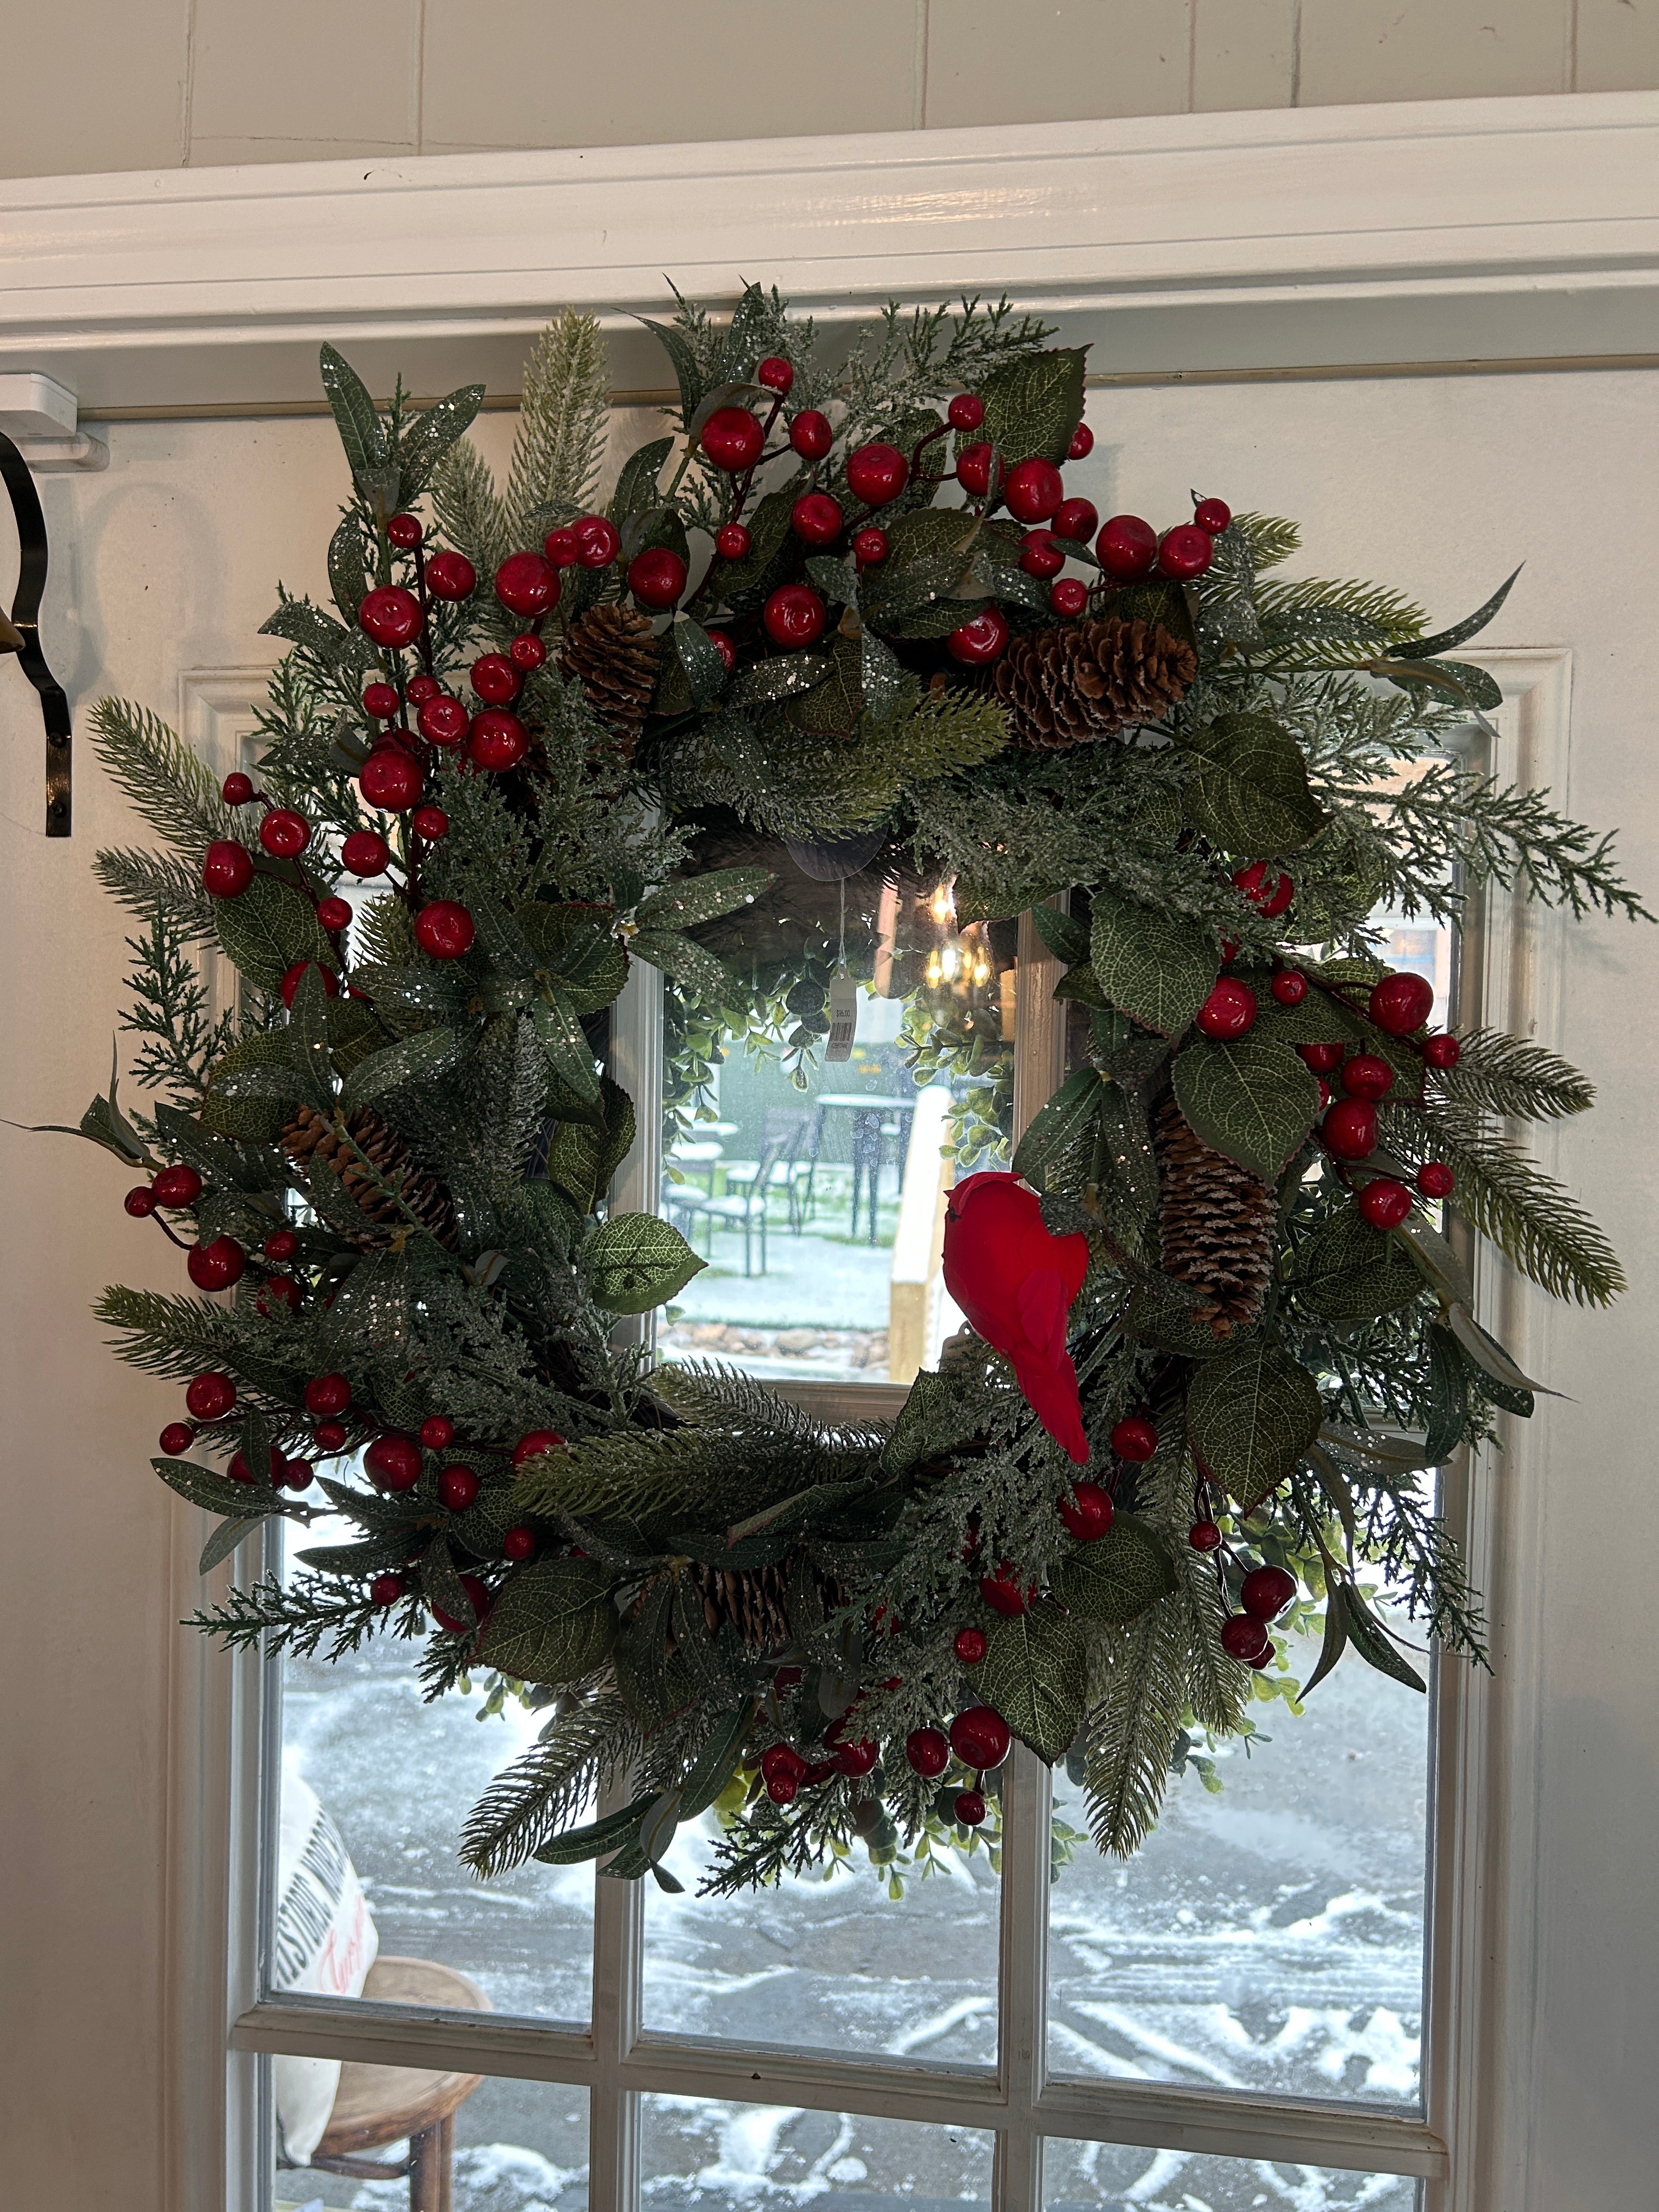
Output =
[{"x1": 3, "y1": 91, "x2": 1659, "y2": 411}]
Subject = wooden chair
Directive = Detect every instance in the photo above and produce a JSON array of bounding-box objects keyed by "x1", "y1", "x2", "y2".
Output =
[{"x1": 307, "y1": 1956, "x2": 491, "y2": 2212}]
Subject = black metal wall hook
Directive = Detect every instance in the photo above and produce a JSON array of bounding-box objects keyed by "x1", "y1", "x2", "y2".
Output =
[{"x1": 0, "y1": 428, "x2": 71, "y2": 836}]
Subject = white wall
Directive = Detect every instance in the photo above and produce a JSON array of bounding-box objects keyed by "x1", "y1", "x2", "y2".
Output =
[{"x1": 5, "y1": 0, "x2": 1659, "y2": 178}]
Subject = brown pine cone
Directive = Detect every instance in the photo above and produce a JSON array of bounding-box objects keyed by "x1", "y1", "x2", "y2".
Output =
[
  {"x1": 1153, "y1": 1097, "x2": 1277, "y2": 1339},
  {"x1": 689, "y1": 1560, "x2": 848, "y2": 1654},
  {"x1": 991, "y1": 616, "x2": 1196, "y2": 749},
  {"x1": 281, "y1": 1103, "x2": 458, "y2": 1251},
  {"x1": 558, "y1": 602, "x2": 659, "y2": 758}
]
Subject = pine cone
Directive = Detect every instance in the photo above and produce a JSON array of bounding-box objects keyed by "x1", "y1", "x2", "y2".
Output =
[
  {"x1": 281, "y1": 1103, "x2": 459, "y2": 1251},
  {"x1": 991, "y1": 616, "x2": 1196, "y2": 749},
  {"x1": 689, "y1": 1561, "x2": 848, "y2": 1654},
  {"x1": 558, "y1": 603, "x2": 658, "y2": 758},
  {"x1": 1153, "y1": 1097, "x2": 1276, "y2": 1339}
]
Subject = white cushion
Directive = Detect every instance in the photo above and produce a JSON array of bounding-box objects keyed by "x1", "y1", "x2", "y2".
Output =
[{"x1": 272, "y1": 1772, "x2": 379, "y2": 2165}]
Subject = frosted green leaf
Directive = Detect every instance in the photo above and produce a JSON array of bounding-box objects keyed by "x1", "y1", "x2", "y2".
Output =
[
  {"x1": 1090, "y1": 889, "x2": 1218, "y2": 1040},
  {"x1": 1051, "y1": 1514, "x2": 1177, "y2": 1626},
  {"x1": 1186, "y1": 1340, "x2": 1324, "y2": 1512},
  {"x1": 1172, "y1": 1034, "x2": 1319, "y2": 1181},
  {"x1": 584, "y1": 1213, "x2": 705, "y2": 1314},
  {"x1": 979, "y1": 1601, "x2": 1088, "y2": 1763},
  {"x1": 482, "y1": 1557, "x2": 618, "y2": 1685}
]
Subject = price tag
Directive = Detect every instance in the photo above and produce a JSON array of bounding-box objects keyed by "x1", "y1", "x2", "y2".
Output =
[{"x1": 825, "y1": 973, "x2": 859, "y2": 1062}]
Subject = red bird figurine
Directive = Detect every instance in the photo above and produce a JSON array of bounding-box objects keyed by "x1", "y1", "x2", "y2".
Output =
[{"x1": 942, "y1": 1171, "x2": 1091, "y2": 1462}]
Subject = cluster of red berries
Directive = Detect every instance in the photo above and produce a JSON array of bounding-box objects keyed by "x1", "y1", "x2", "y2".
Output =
[
  {"x1": 1219, "y1": 1563, "x2": 1298, "y2": 1668},
  {"x1": 759, "y1": 1695, "x2": 1012, "y2": 1831}
]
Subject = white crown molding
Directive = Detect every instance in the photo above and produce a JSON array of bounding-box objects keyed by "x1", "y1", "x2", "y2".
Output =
[{"x1": 3, "y1": 91, "x2": 1658, "y2": 411}]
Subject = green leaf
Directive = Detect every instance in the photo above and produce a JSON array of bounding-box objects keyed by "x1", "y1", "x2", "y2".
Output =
[
  {"x1": 1029, "y1": 903, "x2": 1090, "y2": 967},
  {"x1": 340, "y1": 1023, "x2": 475, "y2": 1112},
  {"x1": 1425, "y1": 1320, "x2": 1470, "y2": 1462},
  {"x1": 860, "y1": 508, "x2": 985, "y2": 637},
  {"x1": 1186, "y1": 1340, "x2": 1324, "y2": 1512},
  {"x1": 1090, "y1": 889, "x2": 1218, "y2": 1040},
  {"x1": 675, "y1": 617, "x2": 729, "y2": 707},
  {"x1": 397, "y1": 382, "x2": 486, "y2": 501},
  {"x1": 154, "y1": 1454, "x2": 282, "y2": 1519},
  {"x1": 641, "y1": 316, "x2": 708, "y2": 425},
  {"x1": 545, "y1": 1076, "x2": 636, "y2": 1216},
  {"x1": 201, "y1": 1032, "x2": 302, "y2": 1142},
  {"x1": 1392, "y1": 567, "x2": 1521, "y2": 661},
  {"x1": 531, "y1": 994, "x2": 601, "y2": 1106},
  {"x1": 978, "y1": 1601, "x2": 1088, "y2": 1763},
  {"x1": 1395, "y1": 1214, "x2": 1474, "y2": 1308},
  {"x1": 1445, "y1": 1304, "x2": 1547, "y2": 1403},
  {"x1": 1300, "y1": 1584, "x2": 1349, "y2": 1696},
  {"x1": 326, "y1": 515, "x2": 370, "y2": 629},
  {"x1": 1172, "y1": 1035, "x2": 1319, "y2": 1182},
  {"x1": 725, "y1": 653, "x2": 834, "y2": 710},
  {"x1": 471, "y1": 894, "x2": 537, "y2": 978},
  {"x1": 517, "y1": 903, "x2": 630, "y2": 1013},
  {"x1": 1291, "y1": 1206, "x2": 1424, "y2": 1321},
  {"x1": 1395, "y1": 657, "x2": 1504, "y2": 712},
  {"x1": 259, "y1": 598, "x2": 353, "y2": 660},
  {"x1": 712, "y1": 487, "x2": 803, "y2": 616},
  {"x1": 636, "y1": 867, "x2": 771, "y2": 935},
  {"x1": 198, "y1": 1513, "x2": 268, "y2": 1576},
  {"x1": 421, "y1": 1533, "x2": 478, "y2": 1631},
  {"x1": 680, "y1": 1708, "x2": 750, "y2": 1819},
  {"x1": 319, "y1": 342, "x2": 386, "y2": 477},
  {"x1": 532, "y1": 1793, "x2": 653, "y2": 1866},
  {"x1": 631, "y1": 928, "x2": 733, "y2": 1002},
  {"x1": 608, "y1": 435, "x2": 674, "y2": 527},
  {"x1": 1338, "y1": 1583, "x2": 1426, "y2": 1692},
  {"x1": 214, "y1": 873, "x2": 334, "y2": 995},
  {"x1": 482, "y1": 1556, "x2": 617, "y2": 1685},
  {"x1": 977, "y1": 347, "x2": 1088, "y2": 466},
  {"x1": 860, "y1": 628, "x2": 904, "y2": 724},
  {"x1": 1012, "y1": 1066, "x2": 1107, "y2": 1190},
  {"x1": 1184, "y1": 712, "x2": 1328, "y2": 855},
  {"x1": 785, "y1": 634, "x2": 865, "y2": 737},
  {"x1": 584, "y1": 1213, "x2": 705, "y2": 1314},
  {"x1": 1051, "y1": 1513, "x2": 1177, "y2": 1626}
]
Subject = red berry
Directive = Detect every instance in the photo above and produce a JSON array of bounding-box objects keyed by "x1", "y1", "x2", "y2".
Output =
[
  {"x1": 228, "y1": 1445, "x2": 283, "y2": 1485},
  {"x1": 571, "y1": 515, "x2": 620, "y2": 568},
  {"x1": 1241, "y1": 1564, "x2": 1297, "y2": 1620},
  {"x1": 263, "y1": 1227, "x2": 300, "y2": 1261},
  {"x1": 1110, "y1": 1415, "x2": 1158, "y2": 1462},
  {"x1": 358, "y1": 585, "x2": 423, "y2": 648},
  {"x1": 359, "y1": 747, "x2": 424, "y2": 811},
  {"x1": 386, "y1": 512, "x2": 422, "y2": 550},
  {"x1": 124, "y1": 1186, "x2": 157, "y2": 1217},
  {"x1": 628, "y1": 548, "x2": 687, "y2": 610},
  {"x1": 1417, "y1": 1161, "x2": 1455, "y2": 1199},
  {"x1": 280, "y1": 1457, "x2": 315, "y2": 1493},
  {"x1": 715, "y1": 521, "x2": 752, "y2": 560},
  {"x1": 317, "y1": 896, "x2": 352, "y2": 933},
  {"x1": 762, "y1": 584, "x2": 826, "y2": 649},
  {"x1": 1095, "y1": 514, "x2": 1159, "y2": 580},
  {"x1": 415, "y1": 1417, "x2": 453, "y2": 1452},
  {"x1": 314, "y1": 1420, "x2": 348, "y2": 1453},
  {"x1": 757, "y1": 356, "x2": 795, "y2": 396},
  {"x1": 512, "y1": 1430, "x2": 566, "y2": 1466},
  {"x1": 953, "y1": 1627, "x2": 987, "y2": 1665},
  {"x1": 955, "y1": 442, "x2": 1001, "y2": 496},
  {"x1": 948, "y1": 393, "x2": 986, "y2": 432},
  {"x1": 255, "y1": 1273, "x2": 302, "y2": 1318},
  {"x1": 1049, "y1": 577, "x2": 1088, "y2": 618},
  {"x1": 1018, "y1": 529, "x2": 1065, "y2": 579},
  {"x1": 426, "y1": 551, "x2": 477, "y2": 601},
  {"x1": 979, "y1": 1561, "x2": 1032, "y2": 1616},
  {"x1": 432, "y1": 1572, "x2": 493, "y2": 1637},
  {"x1": 947, "y1": 607, "x2": 1009, "y2": 665},
  {"x1": 415, "y1": 901, "x2": 475, "y2": 960},
  {"x1": 363, "y1": 682, "x2": 402, "y2": 721},
  {"x1": 187, "y1": 1236, "x2": 245, "y2": 1291},
  {"x1": 467, "y1": 710, "x2": 528, "y2": 771},
  {"x1": 543, "y1": 527, "x2": 580, "y2": 567},
  {"x1": 906, "y1": 1727, "x2": 950, "y2": 1779},
  {"x1": 1221, "y1": 1612, "x2": 1273, "y2": 1664},
  {"x1": 1189, "y1": 1520, "x2": 1223, "y2": 1553},
  {"x1": 1193, "y1": 498, "x2": 1232, "y2": 535},
  {"x1": 365, "y1": 1433, "x2": 422, "y2": 1493},
  {"x1": 701, "y1": 406, "x2": 766, "y2": 473},
  {"x1": 846, "y1": 442, "x2": 908, "y2": 507},
  {"x1": 1317, "y1": 1080, "x2": 1332, "y2": 1110},
  {"x1": 417, "y1": 694, "x2": 469, "y2": 746},
  {"x1": 1421, "y1": 1033, "x2": 1461, "y2": 1070},
  {"x1": 686, "y1": 628, "x2": 730, "y2": 679},
  {"x1": 510, "y1": 633, "x2": 545, "y2": 671},
  {"x1": 761, "y1": 1743, "x2": 807, "y2": 1787},
  {"x1": 202, "y1": 840, "x2": 254, "y2": 899},
  {"x1": 767, "y1": 1772, "x2": 799, "y2": 1805},
  {"x1": 306, "y1": 1375, "x2": 352, "y2": 1416},
  {"x1": 1297, "y1": 1041, "x2": 1345, "y2": 1074},
  {"x1": 494, "y1": 551, "x2": 560, "y2": 619},
  {"x1": 1057, "y1": 1480, "x2": 1114, "y2": 1542},
  {"x1": 370, "y1": 1572, "x2": 405, "y2": 1606},
  {"x1": 1271, "y1": 970, "x2": 1308, "y2": 1006},
  {"x1": 1158, "y1": 524, "x2": 1214, "y2": 580},
  {"x1": 789, "y1": 410, "x2": 833, "y2": 460},
  {"x1": 1369, "y1": 971, "x2": 1435, "y2": 1036},
  {"x1": 438, "y1": 1464, "x2": 479, "y2": 1512},
  {"x1": 949, "y1": 1706, "x2": 1012, "y2": 1771},
  {"x1": 279, "y1": 960, "x2": 339, "y2": 1009},
  {"x1": 1003, "y1": 458, "x2": 1064, "y2": 523},
  {"x1": 1052, "y1": 496, "x2": 1098, "y2": 543},
  {"x1": 954, "y1": 1788, "x2": 988, "y2": 1827},
  {"x1": 1232, "y1": 861, "x2": 1294, "y2": 917},
  {"x1": 152, "y1": 1163, "x2": 204, "y2": 1208},
  {"x1": 1342, "y1": 1054, "x2": 1395, "y2": 1101},
  {"x1": 1068, "y1": 421, "x2": 1094, "y2": 459},
  {"x1": 1357, "y1": 1177, "x2": 1413, "y2": 1229},
  {"x1": 791, "y1": 491, "x2": 843, "y2": 546},
  {"x1": 832, "y1": 1735, "x2": 879, "y2": 1779},
  {"x1": 471, "y1": 652, "x2": 521, "y2": 705},
  {"x1": 408, "y1": 674, "x2": 441, "y2": 704},
  {"x1": 159, "y1": 1422, "x2": 196, "y2": 1457},
  {"x1": 186, "y1": 1371, "x2": 236, "y2": 1421},
  {"x1": 221, "y1": 771, "x2": 256, "y2": 805},
  {"x1": 412, "y1": 805, "x2": 449, "y2": 842},
  {"x1": 342, "y1": 829, "x2": 391, "y2": 877},
  {"x1": 1323, "y1": 1098, "x2": 1378, "y2": 1160},
  {"x1": 1195, "y1": 978, "x2": 1257, "y2": 1040}
]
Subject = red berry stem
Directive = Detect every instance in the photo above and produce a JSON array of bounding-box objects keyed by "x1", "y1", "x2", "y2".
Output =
[
  {"x1": 728, "y1": 391, "x2": 789, "y2": 527},
  {"x1": 150, "y1": 1213, "x2": 192, "y2": 1251},
  {"x1": 410, "y1": 541, "x2": 436, "y2": 679}
]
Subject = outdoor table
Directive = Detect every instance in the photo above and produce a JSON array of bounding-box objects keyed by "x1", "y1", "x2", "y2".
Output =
[{"x1": 812, "y1": 1093, "x2": 917, "y2": 1240}]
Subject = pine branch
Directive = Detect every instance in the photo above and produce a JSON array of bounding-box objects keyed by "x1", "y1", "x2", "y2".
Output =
[
  {"x1": 93, "y1": 849, "x2": 217, "y2": 941},
  {"x1": 431, "y1": 435, "x2": 507, "y2": 585},
  {"x1": 89, "y1": 697, "x2": 235, "y2": 857},
  {"x1": 1231, "y1": 512, "x2": 1301, "y2": 572},
  {"x1": 1082, "y1": 1601, "x2": 1190, "y2": 1857},
  {"x1": 458, "y1": 1688, "x2": 639, "y2": 1877},
  {"x1": 95, "y1": 1285, "x2": 247, "y2": 1379},
  {"x1": 120, "y1": 911, "x2": 235, "y2": 1099},
  {"x1": 188, "y1": 1570, "x2": 402, "y2": 1660},
  {"x1": 653, "y1": 1360, "x2": 888, "y2": 1452},
  {"x1": 1435, "y1": 1029, "x2": 1595, "y2": 1121},
  {"x1": 1254, "y1": 575, "x2": 1426, "y2": 661},
  {"x1": 505, "y1": 310, "x2": 612, "y2": 542}
]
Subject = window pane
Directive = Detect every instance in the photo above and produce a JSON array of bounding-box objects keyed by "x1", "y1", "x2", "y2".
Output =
[
  {"x1": 277, "y1": 1561, "x2": 594, "y2": 2025},
  {"x1": 642, "y1": 1804, "x2": 1000, "y2": 2066},
  {"x1": 272, "y1": 2062, "x2": 586, "y2": 2210},
  {"x1": 1043, "y1": 2133, "x2": 1417, "y2": 2211},
  {"x1": 642, "y1": 2093, "x2": 992, "y2": 2208}
]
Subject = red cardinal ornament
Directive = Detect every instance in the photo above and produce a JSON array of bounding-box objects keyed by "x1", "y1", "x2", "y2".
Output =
[{"x1": 942, "y1": 1171, "x2": 1090, "y2": 1462}]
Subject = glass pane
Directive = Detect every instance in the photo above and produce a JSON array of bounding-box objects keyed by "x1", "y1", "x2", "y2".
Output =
[
  {"x1": 658, "y1": 866, "x2": 1015, "y2": 1384},
  {"x1": 642, "y1": 2094, "x2": 992, "y2": 2208},
  {"x1": 277, "y1": 1516, "x2": 594, "y2": 2025},
  {"x1": 273, "y1": 2063, "x2": 587, "y2": 2211},
  {"x1": 1043, "y1": 2134, "x2": 1417, "y2": 2211},
  {"x1": 642, "y1": 1800, "x2": 1001, "y2": 2064}
]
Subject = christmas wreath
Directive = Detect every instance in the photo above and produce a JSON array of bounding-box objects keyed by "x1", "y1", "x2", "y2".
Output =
[{"x1": 68, "y1": 289, "x2": 1644, "y2": 1894}]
